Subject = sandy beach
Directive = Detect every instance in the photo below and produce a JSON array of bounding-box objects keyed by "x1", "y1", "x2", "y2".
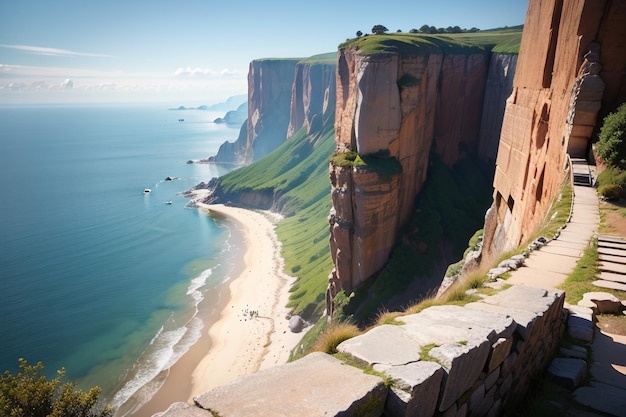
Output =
[{"x1": 130, "y1": 196, "x2": 306, "y2": 417}]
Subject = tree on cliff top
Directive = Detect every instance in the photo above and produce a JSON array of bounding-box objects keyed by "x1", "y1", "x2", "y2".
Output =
[
  {"x1": 596, "y1": 103, "x2": 626, "y2": 169},
  {"x1": 372, "y1": 24, "x2": 388, "y2": 34},
  {"x1": 0, "y1": 359, "x2": 112, "y2": 417}
]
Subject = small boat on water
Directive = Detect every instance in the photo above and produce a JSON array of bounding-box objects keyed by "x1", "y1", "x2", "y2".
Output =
[
  {"x1": 144, "y1": 188, "x2": 152, "y2": 194},
  {"x1": 165, "y1": 201, "x2": 173, "y2": 205}
]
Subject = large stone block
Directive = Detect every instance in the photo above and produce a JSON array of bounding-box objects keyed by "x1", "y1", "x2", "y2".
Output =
[
  {"x1": 374, "y1": 361, "x2": 444, "y2": 417},
  {"x1": 548, "y1": 358, "x2": 587, "y2": 390},
  {"x1": 337, "y1": 324, "x2": 421, "y2": 366},
  {"x1": 466, "y1": 286, "x2": 564, "y2": 340},
  {"x1": 194, "y1": 352, "x2": 387, "y2": 417},
  {"x1": 430, "y1": 339, "x2": 491, "y2": 411},
  {"x1": 488, "y1": 337, "x2": 514, "y2": 372}
]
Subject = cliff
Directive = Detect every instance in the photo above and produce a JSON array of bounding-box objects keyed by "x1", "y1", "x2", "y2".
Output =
[
  {"x1": 481, "y1": 0, "x2": 626, "y2": 263},
  {"x1": 328, "y1": 33, "x2": 520, "y2": 305},
  {"x1": 212, "y1": 55, "x2": 336, "y2": 165}
]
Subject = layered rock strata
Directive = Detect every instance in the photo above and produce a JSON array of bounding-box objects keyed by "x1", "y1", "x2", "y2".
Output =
[
  {"x1": 481, "y1": 0, "x2": 626, "y2": 263},
  {"x1": 328, "y1": 47, "x2": 516, "y2": 302}
]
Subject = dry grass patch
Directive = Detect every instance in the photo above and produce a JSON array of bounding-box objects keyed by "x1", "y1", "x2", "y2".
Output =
[{"x1": 310, "y1": 322, "x2": 362, "y2": 354}]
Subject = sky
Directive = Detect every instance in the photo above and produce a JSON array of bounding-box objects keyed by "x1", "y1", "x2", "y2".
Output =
[{"x1": 0, "y1": 0, "x2": 529, "y2": 105}]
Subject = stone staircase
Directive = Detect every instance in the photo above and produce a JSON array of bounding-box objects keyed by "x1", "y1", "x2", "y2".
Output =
[{"x1": 595, "y1": 235, "x2": 626, "y2": 292}]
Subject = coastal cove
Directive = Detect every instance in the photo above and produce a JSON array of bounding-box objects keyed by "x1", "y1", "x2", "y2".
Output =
[{"x1": 0, "y1": 104, "x2": 285, "y2": 414}]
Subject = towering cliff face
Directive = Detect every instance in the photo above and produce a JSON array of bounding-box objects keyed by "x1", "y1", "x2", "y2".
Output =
[
  {"x1": 246, "y1": 59, "x2": 300, "y2": 162},
  {"x1": 288, "y1": 56, "x2": 337, "y2": 138},
  {"x1": 213, "y1": 56, "x2": 337, "y2": 165},
  {"x1": 481, "y1": 0, "x2": 626, "y2": 263},
  {"x1": 328, "y1": 44, "x2": 516, "y2": 301},
  {"x1": 478, "y1": 54, "x2": 518, "y2": 166}
]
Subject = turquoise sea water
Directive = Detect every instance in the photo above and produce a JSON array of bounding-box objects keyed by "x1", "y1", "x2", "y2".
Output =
[{"x1": 0, "y1": 104, "x2": 240, "y2": 410}]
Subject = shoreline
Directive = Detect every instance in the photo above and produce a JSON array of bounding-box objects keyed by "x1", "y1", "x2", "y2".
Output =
[{"x1": 129, "y1": 198, "x2": 304, "y2": 416}]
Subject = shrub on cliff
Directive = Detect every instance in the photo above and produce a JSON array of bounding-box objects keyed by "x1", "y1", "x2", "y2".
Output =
[
  {"x1": 596, "y1": 103, "x2": 626, "y2": 169},
  {"x1": 0, "y1": 359, "x2": 112, "y2": 417}
]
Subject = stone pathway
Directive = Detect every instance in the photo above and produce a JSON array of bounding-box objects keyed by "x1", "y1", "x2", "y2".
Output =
[{"x1": 502, "y1": 176, "x2": 626, "y2": 416}]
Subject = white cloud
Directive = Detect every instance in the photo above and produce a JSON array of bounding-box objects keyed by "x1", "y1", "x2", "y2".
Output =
[
  {"x1": 0, "y1": 44, "x2": 112, "y2": 58},
  {"x1": 174, "y1": 67, "x2": 245, "y2": 78},
  {"x1": 0, "y1": 63, "x2": 247, "y2": 103}
]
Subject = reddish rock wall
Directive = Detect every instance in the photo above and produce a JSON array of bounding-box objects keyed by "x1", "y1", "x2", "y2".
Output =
[
  {"x1": 329, "y1": 47, "x2": 499, "y2": 298},
  {"x1": 481, "y1": 0, "x2": 626, "y2": 263}
]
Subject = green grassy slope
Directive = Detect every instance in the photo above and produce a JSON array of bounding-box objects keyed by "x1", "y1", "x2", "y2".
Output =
[{"x1": 216, "y1": 122, "x2": 335, "y2": 319}]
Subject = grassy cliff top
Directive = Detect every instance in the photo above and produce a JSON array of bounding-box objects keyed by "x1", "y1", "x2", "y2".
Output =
[
  {"x1": 299, "y1": 52, "x2": 337, "y2": 64},
  {"x1": 340, "y1": 26, "x2": 522, "y2": 56},
  {"x1": 252, "y1": 53, "x2": 336, "y2": 65}
]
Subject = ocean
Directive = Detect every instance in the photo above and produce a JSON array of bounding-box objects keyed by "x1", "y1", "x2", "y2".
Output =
[{"x1": 0, "y1": 103, "x2": 241, "y2": 411}]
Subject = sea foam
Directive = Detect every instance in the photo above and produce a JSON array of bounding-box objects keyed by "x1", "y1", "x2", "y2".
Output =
[{"x1": 112, "y1": 269, "x2": 210, "y2": 412}]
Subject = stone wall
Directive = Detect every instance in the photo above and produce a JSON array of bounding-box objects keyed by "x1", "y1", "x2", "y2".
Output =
[{"x1": 158, "y1": 286, "x2": 565, "y2": 417}]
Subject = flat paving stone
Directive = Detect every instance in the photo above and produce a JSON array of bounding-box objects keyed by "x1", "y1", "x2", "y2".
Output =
[
  {"x1": 557, "y1": 230, "x2": 592, "y2": 244},
  {"x1": 337, "y1": 325, "x2": 422, "y2": 366},
  {"x1": 194, "y1": 352, "x2": 387, "y2": 417},
  {"x1": 505, "y1": 267, "x2": 568, "y2": 289},
  {"x1": 597, "y1": 272, "x2": 626, "y2": 284},
  {"x1": 593, "y1": 280, "x2": 626, "y2": 292},
  {"x1": 598, "y1": 253, "x2": 626, "y2": 265},
  {"x1": 548, "y1": 239, "x2": 589, "y2": 250},
  {"x1": 540, "y1": 245, "x2": 585, "y2": 257},
  {"x1": 524, "y1": 252, "x2": 579, "y2": 274}
]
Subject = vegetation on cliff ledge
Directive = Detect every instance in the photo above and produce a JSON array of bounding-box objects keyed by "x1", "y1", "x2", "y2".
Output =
[
  {"x1": 330, "y1": 151, "x2": 402, "y2": 180},
  {"x1": 340, "y1": 26, "x2": 522, "y2": 55}
]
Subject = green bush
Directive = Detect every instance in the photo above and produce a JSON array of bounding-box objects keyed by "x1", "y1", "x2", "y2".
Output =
[
  {"x1": 0, "y1": 359, "x2": 112, "y2": 417},
  {"x1": 596, "y1": 103, "x2": 626, "y2": 169},
  {"x1": 596, "y1": 166, "x2": 626, "y2": 199},
  {"x1": 598, "y1": 183, "x2": 623, "y2": 200}
]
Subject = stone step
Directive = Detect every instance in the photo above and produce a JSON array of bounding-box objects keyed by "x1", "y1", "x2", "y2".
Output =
[
  {"x1": 593, "y1": 280, "x2": 626, "y2": 292},
  {"x1": 598, "y1": 253, "x2": 626, "y2": 265},
  {"x1": 597, "y1": 272, "x2": 626, "y2": 285},
  {"x1": 548, "y1": 358, "x2": 587, "y2": 390},
  {"x1": 598, "y1": 262, "x2": 626, "y2": 275},
  {"x1": 598, "y1": 235, "x2": 626, "y2": 245},
  {"x1": 598, "y1": 241, "x2": 626, "y2": 251},
  {"x1": 597, "y1": 247, "x2": 626, "y2": 257}
]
